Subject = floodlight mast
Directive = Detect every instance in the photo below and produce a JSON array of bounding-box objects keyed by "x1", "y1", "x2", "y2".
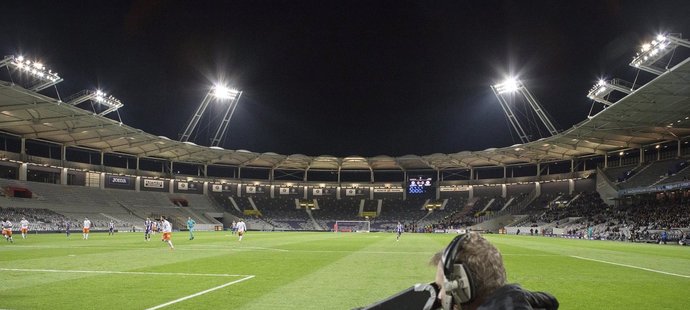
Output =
[
  {"x1": 179, "y1": 85, "x2": 242, "y2": 145},
  {"x1": 491, "y1": 78, "x2": 559, "y2": 143},
  {"x1": 490, "y1": 81, "x2": 530, "y2": 144},
  {"x1": 211, "y1": 90, "x2": 243, "y2": 147}
]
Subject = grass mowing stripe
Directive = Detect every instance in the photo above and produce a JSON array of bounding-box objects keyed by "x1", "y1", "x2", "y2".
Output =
[
  {"x1": 570, "y1": 255, "x2": 690, "y2": 279},
  {"x1": 0, "y1": 267, "x2": 249, "y2": 277},
  {"x1": 145, "y1": 275, "x2": 255, "y2": 310}
]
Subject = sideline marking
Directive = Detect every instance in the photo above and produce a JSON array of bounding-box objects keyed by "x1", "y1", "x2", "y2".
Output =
[
  {"x1": 570, "y1": 255, "x2": 690, "y2": 279},
  {"x1": 145, "y1": 275, "x2": 255, "y2": 310},
  {"x1": 0, "y1": 268, "x2": 250, "y2": 277}
]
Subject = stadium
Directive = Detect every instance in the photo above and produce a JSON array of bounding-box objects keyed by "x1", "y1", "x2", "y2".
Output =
[{"x1": 2, "y1": 3, "x2": 690, "y2": 310}]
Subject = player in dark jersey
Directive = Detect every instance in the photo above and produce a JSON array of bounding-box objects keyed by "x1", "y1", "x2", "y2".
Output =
[
  {"x1": 108, "y1": 221, "x2": 115, "y2": 236},
  {"x1": 65, "y1": 220, "x2": 71, "y2": 238},
  {"x1": 144, "y1": 218, "x2": 153, "y2": 241}
]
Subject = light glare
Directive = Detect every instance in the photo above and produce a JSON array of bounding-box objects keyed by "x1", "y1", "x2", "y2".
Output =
[
  {"x1": 212, "y1": 85, "x2": 239, "y2": 99},
  {"x1": 501, "y1": 78, "x2": 519, "y2": 93}
]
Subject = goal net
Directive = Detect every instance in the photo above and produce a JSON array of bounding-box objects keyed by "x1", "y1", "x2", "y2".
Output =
[{"x1": 334, "y1": 220, "x2": 370, "y2": 233}]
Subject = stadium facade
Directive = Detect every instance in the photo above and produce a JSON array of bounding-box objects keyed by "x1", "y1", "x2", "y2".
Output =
[{"x1": 1, "y1": 33, "x2": 690, "y2": 232}]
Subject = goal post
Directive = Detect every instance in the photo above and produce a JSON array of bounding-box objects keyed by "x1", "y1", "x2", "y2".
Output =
[{"x1": 334, "y1": 220, "x2": 370, "y2": 233}]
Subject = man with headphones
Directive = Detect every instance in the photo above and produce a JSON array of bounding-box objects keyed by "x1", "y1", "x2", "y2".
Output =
[
  {"x1": 431, "y1": 232, "x2": 558, "y2": 310},
  {"x1": 355, "y1": 232, "x2": 558, "y2": 310}
]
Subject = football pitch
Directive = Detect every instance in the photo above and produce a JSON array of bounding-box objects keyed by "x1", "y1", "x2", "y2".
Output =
[{"x1": 1, "y1": 231, "x2": 689, "y2": 309}]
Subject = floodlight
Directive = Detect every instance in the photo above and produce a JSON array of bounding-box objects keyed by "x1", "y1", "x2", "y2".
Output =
[
  {"x1": 0, "y1": 54, "x2": 63, "y2": 90},
  {"x1": 212, "y1": 85, "x2": 239, "y2": 99},
  {"x1": 586, "y1": 78, "x2": 633, "y2": 106},
  {"x1": 630, "y1": 33, "x2": 690, "y2": 74},
  {"x1": 492, "y1": 77, "x2": 521, "y2": 94},
  {"x1": 65, "y1": 89, "x2": 124, "y2": 116}
]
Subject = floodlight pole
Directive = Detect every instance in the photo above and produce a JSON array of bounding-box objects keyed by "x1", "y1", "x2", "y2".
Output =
[
  {"x1": 211, "y1": 91, "x2": 243, "y2": 147},
  {"x1": 491, "y1": 80, "x2": 559, "y2": 143},
  {"x1": 180, "y1": 92, "x2": 214, "y2": 142},
  {"x1": 490, "y1": 85, "x2": 530, "y2": 144},
  {"x1": 517, "y1": 86, "x2": 559, "y2": 137}
]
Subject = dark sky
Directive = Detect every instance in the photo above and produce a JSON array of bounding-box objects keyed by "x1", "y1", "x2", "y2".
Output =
[{"x1": 2, "y1": 1, "x2": 690, "y2": 157}]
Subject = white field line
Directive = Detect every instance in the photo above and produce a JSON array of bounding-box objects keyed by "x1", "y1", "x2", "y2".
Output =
[
  {"x1": 145, "y1": 275, "x2": 255, "y2": 310},
  {"x1": 570, "y1": 255, "x2": 690, "y2": 279},
  {"x1": 0, "y1": 268, "x2": 250, "y2": 277},
  {"x1": 1, "y1": 244, "x2": 561, "y2": 256}
]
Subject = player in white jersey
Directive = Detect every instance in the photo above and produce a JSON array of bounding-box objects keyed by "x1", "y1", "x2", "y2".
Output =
[
  {"x1": 20, "y1": 217, "x2": 30, "y2": 239},
  {"x1": 236, "y1": 219, "x2": 247, "y2": 241},
  {"x1": 2, "y1": 219, "x2": 14, "y2": 243},
  {"x1": 160, "y1": 216, "x2": 174, "y2": 250},
  {"x1": 396, "y1": 222, "x2": 404, "y2": 241},
  {"x1": 83, "y1": 218, "x2": 91, "y2": 240}
]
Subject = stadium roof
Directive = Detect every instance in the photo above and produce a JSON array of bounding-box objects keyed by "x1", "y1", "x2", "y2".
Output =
[{"x1": 1, "y1": 56, "x2": 690, "y2": 171}]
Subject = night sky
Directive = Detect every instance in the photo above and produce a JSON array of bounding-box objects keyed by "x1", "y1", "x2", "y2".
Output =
[{"x1": 2, "y1": 1, "x2": 690, "y2": 157}]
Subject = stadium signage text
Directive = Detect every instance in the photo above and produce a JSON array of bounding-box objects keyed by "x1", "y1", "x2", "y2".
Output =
[
  {"x1": 372, "y1": 188, "x2": 403, "y2": 193},
  {"x1": 144, "y1": 179, "x2": 164, "y2": 189},
  {"x1": 440, "y1": 186, "x2": 470, "y2": 192},
  {"x1": 619, "y1": 181, "x2": 690, "y2": 196},
  {"x1": 107, "y1": 176, "x2": 131, "y2": 185}
]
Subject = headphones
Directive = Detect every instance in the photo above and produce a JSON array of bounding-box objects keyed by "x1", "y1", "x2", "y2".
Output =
[{"x1": 441, "y1": 234, "x2": 476, "y2": 310}]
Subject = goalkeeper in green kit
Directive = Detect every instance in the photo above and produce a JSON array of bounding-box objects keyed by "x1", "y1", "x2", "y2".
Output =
[{"x1": 187, "y1": 217, "x2": 196, "y2": 240}]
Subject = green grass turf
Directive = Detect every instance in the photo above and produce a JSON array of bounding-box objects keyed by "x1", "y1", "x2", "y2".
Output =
[{"x1": 1, "y1": 231, "x2": 689, "y2": 309}]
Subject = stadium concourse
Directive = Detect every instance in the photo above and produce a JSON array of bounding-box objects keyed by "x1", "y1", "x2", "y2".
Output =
[{"x1": 1, "y1": 34, "x2": 690, "y2": 244}]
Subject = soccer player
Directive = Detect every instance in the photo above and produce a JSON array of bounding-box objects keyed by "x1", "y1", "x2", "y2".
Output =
[
  {"x1": 2, "y1": 218, "x2": 14, "y2": 243},
  {"x1": 396, "y1": 222, "x2": 403, "y2": 241},
  {"x1": 144, "y1": 218, "x2": 153, "y2": 241},
  {"x1": 186, "y1": 217, "x2": 195, "y2": 240},
  {"x1": 236, "y1": 219, "x2": 247, "y2": 242},
  {"x1": 108, "y1": 220, "x2": 115, "y2": 236},
  {"x1": 65, "y1": 220, "x2": 71, "y2": 238},
  {"x1": 151, "y1": 221, "x2": 158, "y2": 235},
  {"x1": 82, "y1": 217, "x2": 91, "y2": 240},
  {"x1": 334, "y1": 222, "x2": 338, "y2": 233},
  {"x1": 160, "y1": 216, "x2": 174, "y2": 250},
  {"x1": 231, "y1": 220, "x2": 237, "y2": 235},
  {"x1": 20, "y1": 217, "x2": 29, "y2": 239}
]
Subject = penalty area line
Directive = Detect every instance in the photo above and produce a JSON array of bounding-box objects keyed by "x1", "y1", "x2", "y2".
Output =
[
  {"x1": 145, "y1": 275, "x2": 255, "y2": 310},
  {"x1": 570, "y1": 255, "x2": 690, "y2": 279}
]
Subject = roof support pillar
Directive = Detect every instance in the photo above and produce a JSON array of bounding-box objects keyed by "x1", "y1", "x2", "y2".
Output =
[
  {"x1": 604, "y1": 153, "x2": 608, "y2": 169},
  {"x1": 61, "y1": 144, "x2": 66, "y2": 166}
]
